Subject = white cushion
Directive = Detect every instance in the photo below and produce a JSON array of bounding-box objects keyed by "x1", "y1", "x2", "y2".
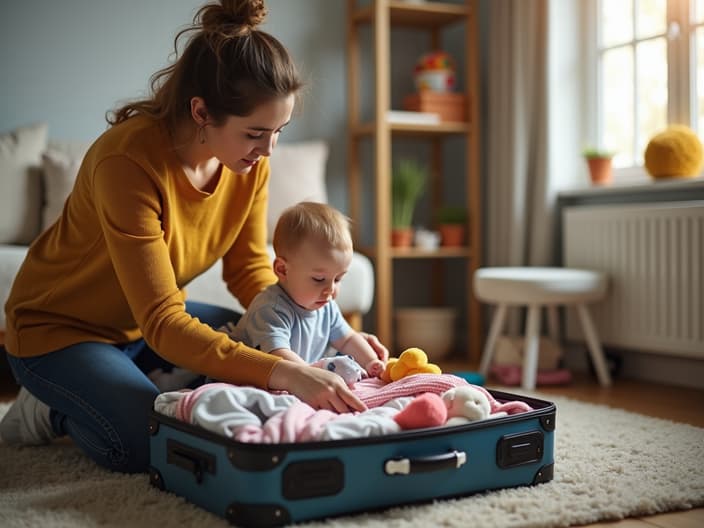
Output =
[
  {"x1": 0, "y1": 123, "x2": 48, "y2": 244},
  {"x1": 266, "y1": 140, "x2": 328, "y2": 240},
  {"x1": 0, "y1": 245, "x2": 30, "y2": 330},
  {"x1": 41, "y1": 147, "x2": 87, "y2": 230},
  {"x1": 474, "y1": 267, "x2": 608, "y2": 305},
  {"x1": 47, "y1": 139, "x2": 92, "y2": 160},
  {"x1": 335, "y1": 252, "x2": 374, "y2": 313}
]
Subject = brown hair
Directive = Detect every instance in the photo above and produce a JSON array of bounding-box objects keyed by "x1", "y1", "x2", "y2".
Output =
[
  {"x1": 273, "y1": 202, "x2": 353, "y2": 257},
  {"x1": 106, "y1": 0, "x2": 302, "y2": 132}
]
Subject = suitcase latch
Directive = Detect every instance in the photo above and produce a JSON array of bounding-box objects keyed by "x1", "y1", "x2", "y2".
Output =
[{"x1": 496, "y1": 430, "x2": 544, "y2": 468}]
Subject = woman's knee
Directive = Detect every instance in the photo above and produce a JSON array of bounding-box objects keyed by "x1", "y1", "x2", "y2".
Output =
[{"x1": 8, "y1": 342, "x2": 160, "y2": 474}]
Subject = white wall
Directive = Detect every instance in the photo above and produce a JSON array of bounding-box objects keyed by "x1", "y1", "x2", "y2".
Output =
[
  {"x1": 0, "y1": 0, "x2": 350, "y2": 207},
  {"x1": 1, "y1": 1, "x2": 196, "y2": 140}
]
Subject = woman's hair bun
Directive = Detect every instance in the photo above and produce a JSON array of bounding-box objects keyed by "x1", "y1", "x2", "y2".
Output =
[{"x1": 199, "y1": 0, "x2": 268, "y2": 38}]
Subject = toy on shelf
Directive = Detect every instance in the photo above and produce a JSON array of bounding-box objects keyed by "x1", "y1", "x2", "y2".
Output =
[{"x1": 413, "y1": 50, "x2": 456, "y2": 93}]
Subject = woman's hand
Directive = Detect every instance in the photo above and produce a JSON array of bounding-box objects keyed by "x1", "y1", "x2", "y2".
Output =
[
  {"x1": 268, "y1": 360, "x2": 367, "y2": 413},
  {"x1": 360, "y1": 332, "x2": 389, "y2": 363}
]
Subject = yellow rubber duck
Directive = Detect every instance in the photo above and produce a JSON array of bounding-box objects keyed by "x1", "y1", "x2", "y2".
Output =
[{"x1": 381, "y1": 347, "x2": 442, "y2": 382}]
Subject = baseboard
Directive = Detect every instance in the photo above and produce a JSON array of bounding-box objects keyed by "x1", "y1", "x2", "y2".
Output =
[
  {"x1": 564, "y1": 342, "x2": 704, "y2": 390},
  {"x1": 615, "y1": 349, "x2": 704, "y2": 390}
]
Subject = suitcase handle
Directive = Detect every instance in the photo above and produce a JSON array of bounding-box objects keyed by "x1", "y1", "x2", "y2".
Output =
[
  {"x1": 384, "y1": 450, "x2": 467, "y2": 476},
  {"x1": 166, "y1": 439, "x2": 215, "y2": 484}
]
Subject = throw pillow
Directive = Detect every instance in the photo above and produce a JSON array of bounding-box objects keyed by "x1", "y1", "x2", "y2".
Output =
[
  {"x1": 0, "y1": 123, "x2": 48, "y2": 244},
  {"x1": 41, "y1": 145, "x2": 87, "y2": 231},
  {"x1": 266, "y1": 140, "x2": 329, "y2": 239}
]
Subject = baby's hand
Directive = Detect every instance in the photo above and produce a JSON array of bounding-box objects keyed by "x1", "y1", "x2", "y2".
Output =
[{"x1": 365, "y1": 358, "x2": 386, "y2": 378}]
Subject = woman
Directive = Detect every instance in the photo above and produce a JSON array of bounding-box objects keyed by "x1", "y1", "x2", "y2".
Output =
[{"x1": 0, "y1": 0, "x2": 387, "y2": 473}]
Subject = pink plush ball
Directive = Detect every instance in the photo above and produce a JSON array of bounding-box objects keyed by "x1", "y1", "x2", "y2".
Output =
[{"x1": 394, "y1": 393, "x2": 447, "y2": 429}]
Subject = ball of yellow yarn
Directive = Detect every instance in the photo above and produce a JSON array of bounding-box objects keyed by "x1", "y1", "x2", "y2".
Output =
[{"x1": 644, "y1": 125, "x2": 703, "y2": 179}]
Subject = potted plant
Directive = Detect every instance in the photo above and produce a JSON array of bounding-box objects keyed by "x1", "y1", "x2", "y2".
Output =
[
  {"x1": 583, "y1": 147, "x2": 615, "y2": 185},
  {"x1": 437, "y1": 205, "x2": 467, "y2": 247},
  {"x1": 391, "y1": 159, "x2": 427, "y2": 247}
]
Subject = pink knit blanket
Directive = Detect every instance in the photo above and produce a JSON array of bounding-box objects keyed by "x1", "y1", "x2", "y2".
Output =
[{"x1": 354, "y1": 374, "x2": 533, "y2": 415}]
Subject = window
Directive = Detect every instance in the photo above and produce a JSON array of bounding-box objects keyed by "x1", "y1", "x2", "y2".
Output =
[{"x1": 594, "y1": 0, "x2": 704, "y2": 171}]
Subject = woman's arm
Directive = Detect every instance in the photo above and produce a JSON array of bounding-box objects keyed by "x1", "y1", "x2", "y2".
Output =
[{"x1": 92, "y1": 155, "x2": 279, "y2": 387}]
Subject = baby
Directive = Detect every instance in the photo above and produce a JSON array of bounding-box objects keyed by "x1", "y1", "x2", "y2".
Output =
[{"x1": 223, "y1": 202, "x2": 385, "y2": 384}]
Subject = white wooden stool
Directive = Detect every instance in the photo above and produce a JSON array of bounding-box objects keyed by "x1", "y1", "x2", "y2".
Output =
[{"x1": 473, "y1": 267, "x2": 612, "y2": 390}]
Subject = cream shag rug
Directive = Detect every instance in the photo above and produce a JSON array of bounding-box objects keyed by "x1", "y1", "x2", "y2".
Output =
[{"x1": 0, "y1": 395, "x2": 703, "y2": 528}]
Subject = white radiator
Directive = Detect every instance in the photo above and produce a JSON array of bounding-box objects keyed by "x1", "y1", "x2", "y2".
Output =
[{"x1": 562, "y1": 201, "x2": 704, "y2": 359}]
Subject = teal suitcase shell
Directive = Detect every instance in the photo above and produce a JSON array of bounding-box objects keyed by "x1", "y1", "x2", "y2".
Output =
[{"x1": 148, "y1": 389, "x2": 555, "y2": 527}]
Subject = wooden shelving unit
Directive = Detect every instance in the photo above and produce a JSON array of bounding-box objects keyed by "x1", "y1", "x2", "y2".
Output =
[{"x1": 346, "y1": 0, "x2": 482, "y2": 361}]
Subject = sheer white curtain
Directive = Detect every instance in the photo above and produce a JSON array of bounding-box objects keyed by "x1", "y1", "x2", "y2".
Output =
[{"x1": 484, "y1": 0, "x2": 583, "y2": 268}]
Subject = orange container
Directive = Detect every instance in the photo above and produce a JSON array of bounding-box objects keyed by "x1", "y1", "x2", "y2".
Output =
[{"x1": 402, "y1": 92, "x2": 468, "y2": 123}]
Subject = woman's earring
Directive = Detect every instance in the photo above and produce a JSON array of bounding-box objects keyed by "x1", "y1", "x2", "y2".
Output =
[{"x1": 198, "y1": 126, "x2": 206, "y2": 144}]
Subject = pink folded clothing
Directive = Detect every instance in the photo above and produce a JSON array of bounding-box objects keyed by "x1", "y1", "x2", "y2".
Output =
[
  {"x1": 490, "y1": 364, "x2": 572, "y2": 386},
  {"x1": 353, "y1": 374, "x2": 468, "y2": 408},
  {"x1": 176, "y1": 382, "x2": 231, "y2": 421}
]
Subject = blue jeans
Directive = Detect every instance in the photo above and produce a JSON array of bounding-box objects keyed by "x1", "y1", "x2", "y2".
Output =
[{"x1": 6, "y1": 301, "x2": 240, "y2": 474}]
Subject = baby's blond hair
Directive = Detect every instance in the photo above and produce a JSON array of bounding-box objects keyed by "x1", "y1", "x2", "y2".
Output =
[{"x1": 273, "y1": 202, "x2": 353, "y2": 257}]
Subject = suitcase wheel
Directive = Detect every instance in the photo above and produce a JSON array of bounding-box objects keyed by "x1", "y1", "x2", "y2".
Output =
[{"x1": 148, "y1": 466, "x2": 165, "y2": 490}]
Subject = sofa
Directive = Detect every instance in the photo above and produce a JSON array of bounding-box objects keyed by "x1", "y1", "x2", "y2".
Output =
[{"x1": 0, "y1": 122, "x2": 374, "y2": 352}]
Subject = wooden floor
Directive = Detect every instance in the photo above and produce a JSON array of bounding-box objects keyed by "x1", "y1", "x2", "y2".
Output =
[{"x1": 1, "y1": 356, "x2": 702, "y2": 527}]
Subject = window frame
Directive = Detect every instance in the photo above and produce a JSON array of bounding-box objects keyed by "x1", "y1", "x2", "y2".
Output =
[{"x1": 585, "y1": 0, "x2": 703, "y2": 182}]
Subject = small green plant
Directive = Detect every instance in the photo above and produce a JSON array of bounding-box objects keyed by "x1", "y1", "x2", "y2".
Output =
[
  {"x1": 582, "y1": 147, "x2": 615, "y2": 159},
  {"x1": 437, "y1": 205, "x2": 467, "y2": 225},
  {"x1": 392, "y1": 159, "x2": 427, "y2": 228}
]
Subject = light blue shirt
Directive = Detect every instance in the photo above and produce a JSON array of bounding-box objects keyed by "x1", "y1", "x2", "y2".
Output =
[{"x1": 229, "y1": 283, "x2": 352, "y2": 363}]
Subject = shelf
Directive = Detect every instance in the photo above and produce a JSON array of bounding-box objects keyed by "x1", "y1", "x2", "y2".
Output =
[
  {"x1": 360, "y1": 246, "x2": 475, "y2": 260},
  {"x1": 346, "y1": 0, "x2": 482, "y2": 360},
  {"x1": 352, "y1": 121, "x2": 470, "y2": 137},
  {"x1": 352, "y1": 1, "x2": 470, "y2": 28}
]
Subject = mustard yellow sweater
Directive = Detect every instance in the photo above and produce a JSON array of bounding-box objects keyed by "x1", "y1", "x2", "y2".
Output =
[{"x1": 4, "y1": 116, "x2": 280, "y2": 388}]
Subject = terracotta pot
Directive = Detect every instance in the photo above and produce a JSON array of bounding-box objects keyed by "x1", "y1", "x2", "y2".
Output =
[
  {"x1": 586, "y1": 157, "x2": 613, "y2": 185},
  {"x1": 438, "y1": 224, "x2": 465, "y2": 247},
  {"x1": 391, "y1": 227, "x2": 414, "y2": 247}
]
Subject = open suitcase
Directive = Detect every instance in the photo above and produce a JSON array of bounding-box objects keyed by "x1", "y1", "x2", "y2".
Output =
[{"x1": 148, "y1": 389, "x2": 555, "y2": 527}]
